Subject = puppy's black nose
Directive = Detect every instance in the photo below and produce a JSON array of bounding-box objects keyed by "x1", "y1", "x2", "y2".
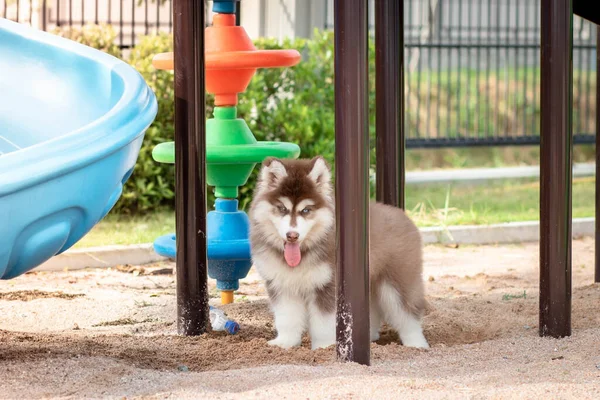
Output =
[{"x1": 286, "y1": 231, "x2": 299, "y2": 242}]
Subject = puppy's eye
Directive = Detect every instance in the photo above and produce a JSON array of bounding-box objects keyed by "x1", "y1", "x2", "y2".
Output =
[
  {"x1": 301, "y1": 208, "x2": 311, "y2": 215},
  {"x1": 277, "y1": 205, "x2": 288, "y2": 214}
]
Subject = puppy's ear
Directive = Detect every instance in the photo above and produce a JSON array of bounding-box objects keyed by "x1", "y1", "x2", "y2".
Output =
[
  {"x1": 308, "y1": 156, "x2": 332, "y2": 196},
  {"x1": 258, "y1": 158, "x2": 288, "y2": 191}
]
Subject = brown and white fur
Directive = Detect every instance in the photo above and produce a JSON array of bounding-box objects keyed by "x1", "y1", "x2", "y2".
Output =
[{"x1": 249, "y1": 156, "x2": 429, "y2": 350}]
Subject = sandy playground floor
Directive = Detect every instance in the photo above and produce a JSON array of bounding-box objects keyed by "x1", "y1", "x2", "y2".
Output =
[{"x1": 1, "y1": 238, "x2": 599, "y2": 399}]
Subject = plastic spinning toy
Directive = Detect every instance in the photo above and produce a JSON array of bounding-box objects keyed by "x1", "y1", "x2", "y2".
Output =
[{"x1": 151, "y1": 0, "x2": 301, "y2": 304}]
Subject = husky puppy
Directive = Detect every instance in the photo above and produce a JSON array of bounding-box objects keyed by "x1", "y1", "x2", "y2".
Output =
[{"x1": 248, "y1": 156, "x2": 429, "y2": 350}]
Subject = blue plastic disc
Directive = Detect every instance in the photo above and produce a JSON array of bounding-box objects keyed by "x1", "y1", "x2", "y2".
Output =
[{"x1": 153, "y1": 233, "x2": 176, "y2": 259}]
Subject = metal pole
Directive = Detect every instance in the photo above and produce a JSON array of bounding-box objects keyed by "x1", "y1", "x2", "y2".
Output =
[
  {"x1": 42, "y1": 0, "x2": 47, "y2": 30},
  {"x1": 375, "y1": 0, "x2": 404, "y2": 208},
  {"x1": 539, "y1": 0, "x2": 573, "y2": 338},
  {"x1": 595, "y1": 25, "x2": 600, "y2": 283},
  {"x1": 334, "y1": 0, "x2": 370, "y2": 365},
  {"x1": 173, "y1": 0, "x2": 209, "y2": 335}
]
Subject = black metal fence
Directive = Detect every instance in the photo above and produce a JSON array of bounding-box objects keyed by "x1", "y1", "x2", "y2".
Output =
[
  {"x1": 0, "y1": 0, "x2": 236, "y2": 47},
  {"x1": 2, "y1": 0, "x2": 597, "y2": 148},
  {"x1": 1, "y1": 0, "x2": 174, "y2": 47},
  {"x1": 327, "y1": 0, "x2": 598, "y2": 148}
]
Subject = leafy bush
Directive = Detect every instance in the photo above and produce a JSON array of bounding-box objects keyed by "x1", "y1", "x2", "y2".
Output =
[
  {"x1": 121, "y1": 33, "x2": 176, "y2": 213},
  {"x1": 51, "y1": 24, "x2": 121, "y2": 58}
]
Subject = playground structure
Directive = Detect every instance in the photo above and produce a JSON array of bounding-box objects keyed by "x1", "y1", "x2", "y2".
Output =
[
  {"x1": 0, "y1": 18, "x2": 157, "y2": 280},
  {"x1": 149, "y1": 5, "x2": 301, "y2": 304},
  {"x1": 165, "y1": 0, "x2": 600, "y2": 365}
]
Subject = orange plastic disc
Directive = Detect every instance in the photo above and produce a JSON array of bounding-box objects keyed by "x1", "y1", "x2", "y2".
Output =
[
  {"x1": 206, "y1": 50, "x2": 301, "y2": 69},
  {"x1": 151, "y1": 12, "x2": 301, "y2": 106},
  {"x1": 152, "y1": 50, "x2": 300, "y2": 71}
]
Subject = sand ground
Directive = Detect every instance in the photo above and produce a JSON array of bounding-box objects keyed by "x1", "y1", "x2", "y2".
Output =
[{"x1": 1, "y1": 238, "x2": 599, "y2": 399}]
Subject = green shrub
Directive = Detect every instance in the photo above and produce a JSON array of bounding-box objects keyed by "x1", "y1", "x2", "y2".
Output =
[
  {"x1": 51, "y1": 24, "x2": 121, "y2": 58},
  {"x1": 121, "y1": 33, "x2": 176, "y2": 213}
]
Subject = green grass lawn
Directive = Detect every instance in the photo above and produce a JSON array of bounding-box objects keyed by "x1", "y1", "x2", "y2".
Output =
[
  {"x1": 407, "y1": 176, "x2": 594, "y2": 228},
  {"x1": 74, "y1": 211, "x2": 175, "y2": 248},
  {"x1": 75, "y1": 176, "x2": 595, "y2": 248}
]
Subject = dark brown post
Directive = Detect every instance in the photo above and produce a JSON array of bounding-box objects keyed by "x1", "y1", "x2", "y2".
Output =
[
  {"x1": 596, "y1": 25, "x2": 600, "y2": 283},
  {"x1": 42, "y1": 0, "x2": 47, "y2": 31},
  {"x1": 334, "y1": 0, "x2": 370, "y2": 365},
  {"x1": 539, "y1": 0, "x2": 573, "y2": 338},
  {"x1": 375, "y1": 0, "x2": 404, "y2": 208},
  {"x1": 235, "y1": 5, "x2": 241, "y2": 26},
  {"x1": 173, "y1": 0, "x2": 209, "y2": 335}
]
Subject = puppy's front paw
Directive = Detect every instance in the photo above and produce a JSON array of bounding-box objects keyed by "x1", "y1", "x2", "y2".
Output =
[
  {"x1": 268, "y1": 335, "x2": 301, "y2": 349},
  {"x1": 402, "y1": 336, "x2": 430, "y2": 349}
]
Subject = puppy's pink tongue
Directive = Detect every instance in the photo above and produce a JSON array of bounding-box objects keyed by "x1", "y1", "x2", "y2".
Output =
[{"x1": 284, "y1": 242, "x2": 301, "y2": 267}]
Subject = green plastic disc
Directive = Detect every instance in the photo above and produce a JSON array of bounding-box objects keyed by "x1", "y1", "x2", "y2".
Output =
[
  {"x1": 152, "y1": 141, "x2": 300, "y2": 164},
  {"x1": 152, "y1": 106, "x2": 300, "y2": 198}
]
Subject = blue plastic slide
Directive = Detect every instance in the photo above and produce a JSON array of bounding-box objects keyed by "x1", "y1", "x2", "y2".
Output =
[{"x1": 0, "y1": 19, "x2": 157, "y2": 279}]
